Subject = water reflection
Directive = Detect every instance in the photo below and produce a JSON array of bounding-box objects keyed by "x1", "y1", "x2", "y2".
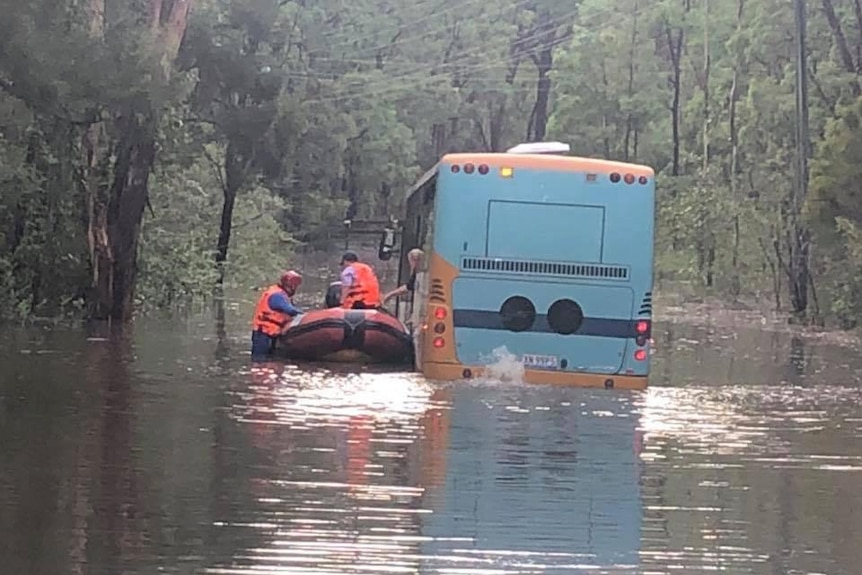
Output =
[
  {"x1": 208, "y1": 372, "x2": 643, "y2": 575},
  {"x1": 208, "y1": 365, "x2": 448, "y2": 574},
  {"x1": 1, "y1": 314, "x2": 861, "y2": 575},
  {"x1": 651, "y1": 318, "x2": 862, "y2": 387},
  {"x1": 0, "y1": 329, "x2": 149, "y2": 574},
  {"x1": 638, "y1": 381, "x2": 862, "y2": 575},
  {"x1": 418, "y1": 386, "x2": 642, "y2": 573}
]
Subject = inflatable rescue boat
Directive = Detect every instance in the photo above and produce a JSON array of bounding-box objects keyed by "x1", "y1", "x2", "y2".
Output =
[{"x1": 276, "y1": 307, "x2": 413, "y2": 364}]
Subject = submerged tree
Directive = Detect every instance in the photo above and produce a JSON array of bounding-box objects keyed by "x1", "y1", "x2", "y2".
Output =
[{"x1": 84, "y1": 0, "x2": 196, "y2": 321}]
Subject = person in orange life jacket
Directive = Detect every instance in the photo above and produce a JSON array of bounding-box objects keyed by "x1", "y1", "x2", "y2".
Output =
[
  {"x1": 251, "y1": 270, "x2": 303, "y2": 358},
  {"x1": 339, "y1": 251, "x2": 382, "y2": 309}
]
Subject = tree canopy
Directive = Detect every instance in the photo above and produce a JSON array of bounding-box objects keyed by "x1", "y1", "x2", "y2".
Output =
[{"x1": 1, "y1": 0, "x2": 861, "y2": 327}]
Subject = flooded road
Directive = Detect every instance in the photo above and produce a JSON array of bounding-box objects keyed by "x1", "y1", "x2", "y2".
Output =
[{"x1": 1, "y1": 311, "x2": 860, "y2": 574}]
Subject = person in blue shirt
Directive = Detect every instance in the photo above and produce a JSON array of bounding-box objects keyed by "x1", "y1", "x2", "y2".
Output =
[{"x1": 251, "y1": 270, "x2": 303, "y2": 359}]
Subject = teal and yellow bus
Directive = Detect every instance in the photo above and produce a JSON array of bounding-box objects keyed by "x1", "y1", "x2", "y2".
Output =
[{"x1": 387, "y1": 143, "x2": 655, "y2": 389}]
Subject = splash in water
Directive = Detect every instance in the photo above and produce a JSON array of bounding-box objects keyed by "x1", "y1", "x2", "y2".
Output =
[{"x1": 479, "y1": 346, "x2": 525, "y2": 384}]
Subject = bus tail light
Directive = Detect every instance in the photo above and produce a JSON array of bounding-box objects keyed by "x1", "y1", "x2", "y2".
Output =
[
  {"x1": 434, "y1": 307, "x2": 447, "y2": 320},
  {"x1": 449, "y1": 163, "x2": 489, "y2": 175},
  {"x1": 433, "y1": 337, "x2": 445, "y2": 348},
  {"x1": 634, "y1": 349, "x2": 647, "y2": 361},
  {"x1": 611, "y1": 172, "x2": 639, "y2": 184},
  {"x1": 635, "y1": 320, "x2": 650, "y2": 334},
  {"x1": 636, "y1": 335, "x2": 648, "y2": 346}
]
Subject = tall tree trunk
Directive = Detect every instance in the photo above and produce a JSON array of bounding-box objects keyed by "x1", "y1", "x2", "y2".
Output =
[
  {"x1": 702, "y1": 0, "x2": 710, "y2": 169},
  {"x1": 85, "y1": 0, "x2": 195, "y2": 321},
  {"x1": 728, "y1": 0, "x2": 745, "y2": 299},
  {"x1": 702, "y1": 0, "x2": 714, "y2": 287},
  {"x1": 488, "y1": 99, "x2": 506, "y2": 151},
  {"x1": 215, "y1": 142, "x2": 244, "y2": 287},
  {"x1": 527, "y1": 48, "x2": 553, "y2": 141},
  {"x1": 820, "y1": 0, "x2": 861, "y2": 94},
  {"x1": 853, "y1": 0, "x2": 862, "y2": 70},
  {"x1": 624, "y1": 0, "x2": 639, "y2": 161},
  {"x1": 661, "y1": 18, "x2": 685, "y2": 250},
  {"x1": 431, "y1": 123, "x2": 446, "y2": 159},
  {"x1": 601, "y1": 60, "x2": 611, "y2": 157},
  {"x1": 787, "y1": 0, "x2": 811, "y2": 316},
  {"x1": 82, "y1": 0, "x2": 114, "y2": 319},
  {"x1": 667, "y1": 24, "x2": 683, "y2": 177},
  {"x1": 106, "y1": 110, "x2": 158, "y2": 320},
  {"x1": 786, "y1": 225, "x2": 811, "y2": 314}
]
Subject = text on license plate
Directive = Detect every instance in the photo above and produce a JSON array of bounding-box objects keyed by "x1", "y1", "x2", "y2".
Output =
[{"x1": 521, "y1": 354, "x2": 559, "y2": 369}]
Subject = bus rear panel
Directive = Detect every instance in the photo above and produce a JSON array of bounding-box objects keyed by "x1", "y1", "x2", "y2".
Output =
[{"x1": 419, "y1": 153, "x2": 654, "y2": 389}]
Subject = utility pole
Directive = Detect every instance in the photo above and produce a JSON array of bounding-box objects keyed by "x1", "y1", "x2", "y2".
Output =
[
  {"x1": 793, "y1": 0, "x2": 810, "y2": 204},
  {"x1": 790, "y1": 0, "x2": 811, "y2": 315},
  {"x1": 703, "y1": 0, "x2": 709, "y2": 170}
]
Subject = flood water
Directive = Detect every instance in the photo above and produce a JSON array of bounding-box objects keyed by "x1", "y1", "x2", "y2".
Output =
[{"x1": 1, "y1": 305, "x2": 861, "y2": 574}]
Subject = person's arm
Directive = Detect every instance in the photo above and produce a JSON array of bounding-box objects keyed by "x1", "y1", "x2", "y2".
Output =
[
  {"x1": 383, "y1": 285, "x2": 408, "y2": 303},
  {"x1": 268, "y1": 291, "x2": 301, "y2": 316},
  {"x1": 383, "y1": 271, "x2": 416, "y2": 303}
]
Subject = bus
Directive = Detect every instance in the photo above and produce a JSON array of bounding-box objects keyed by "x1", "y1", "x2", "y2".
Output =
[{"x1": 382, "y1": 142, "x2": 655, "y2": 389}]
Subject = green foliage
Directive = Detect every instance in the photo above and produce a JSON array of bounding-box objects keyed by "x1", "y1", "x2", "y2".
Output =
[
  {"x1": 136, "y1": 159, "x2": 221, "y2": 310},
  {"x1": 136, "y1": 157, "x2": 291, "y2": 310},
  {"x1": 807, "y1": 96, "x2": 862, "y2": 326},
  {"x1": 1, "y1": 0, "x2": 862, "y2": 327}
]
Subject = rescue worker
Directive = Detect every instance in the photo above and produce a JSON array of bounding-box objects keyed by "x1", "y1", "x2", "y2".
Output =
[
  {"x1": 251, "y1": 270, "x2": 303, "y2": 359},
  {"x1": 382, "y1": 248, "x2": 424, "y2": 303},
  {"x1": 339, "y1": 251, "x2": 382, "y2": 309}
]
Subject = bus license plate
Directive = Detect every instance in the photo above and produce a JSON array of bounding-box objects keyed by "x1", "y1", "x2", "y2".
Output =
[{"x1": 522, "y1": 354, "x2": 559, "y2": 370}]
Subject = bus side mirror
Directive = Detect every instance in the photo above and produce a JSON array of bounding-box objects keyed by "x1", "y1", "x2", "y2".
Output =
[{"x1": 378, "y1": 227, "x2": 395, "y2": 260}]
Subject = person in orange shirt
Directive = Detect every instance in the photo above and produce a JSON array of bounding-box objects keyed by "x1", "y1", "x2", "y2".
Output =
[
  {"x1": 339, "y1": 251, "x2": 382, "y2": 309},
  {"x1": 251, "y1": 270, "x2": 303, "y2": 359}
]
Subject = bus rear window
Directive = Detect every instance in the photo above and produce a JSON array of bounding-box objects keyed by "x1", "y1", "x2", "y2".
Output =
[{"x1": 486, "y1": 200, "x2": 604, "y2": 261}]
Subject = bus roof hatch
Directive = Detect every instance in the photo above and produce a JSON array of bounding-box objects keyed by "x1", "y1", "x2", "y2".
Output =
[{"x1": 505, "y1": 141, "x2": 571, "y2": 155}]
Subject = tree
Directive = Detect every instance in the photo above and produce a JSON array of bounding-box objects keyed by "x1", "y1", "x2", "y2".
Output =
[{"x1": 84, "y1": 0, "x2": 196, "y2": 321}]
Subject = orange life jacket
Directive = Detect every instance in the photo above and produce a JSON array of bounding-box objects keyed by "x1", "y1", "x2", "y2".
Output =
[
  {"x1": 342, "y1": 262, "x2": 381, "y2": 308},
  {"x1": 252, "y1": 285, "x2": 292, "y2": 336}
]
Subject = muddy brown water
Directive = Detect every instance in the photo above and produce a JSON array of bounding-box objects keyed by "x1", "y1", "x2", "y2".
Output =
[{"x1": 1, "y1": 297, "x2": 860, "y2": 574}]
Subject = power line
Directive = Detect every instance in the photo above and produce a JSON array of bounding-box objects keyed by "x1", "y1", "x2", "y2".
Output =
[
  {"x1": 312, "y1": 0, "x2": 536, "y2": 56},
  {"x1": 303, "y1": 0, "x2": 573, "y2": 69},
  {"x1": 296, "y1": 2, "x2": 655, "y2": 103}
]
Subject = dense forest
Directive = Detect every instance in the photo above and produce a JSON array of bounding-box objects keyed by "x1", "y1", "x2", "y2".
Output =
[{"x1": 1, "y1": 0, "x2": 861, "y2": 327}]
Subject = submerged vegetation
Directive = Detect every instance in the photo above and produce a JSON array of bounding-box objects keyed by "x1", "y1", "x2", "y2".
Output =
[{"x1": 1, "y1": 0, "x2": 862, "y2": 327}]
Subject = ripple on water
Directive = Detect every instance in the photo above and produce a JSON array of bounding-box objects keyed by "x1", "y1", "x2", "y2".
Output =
[
  {"x1": 637, "y1": 383, "x2": 862, "y2": 575},
  {"x1": 3, "y1": 319, "x2": 862, "y2": 575},
  {"x1": 207, "y1": 369, "x2": 648, "y2": 574}
]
